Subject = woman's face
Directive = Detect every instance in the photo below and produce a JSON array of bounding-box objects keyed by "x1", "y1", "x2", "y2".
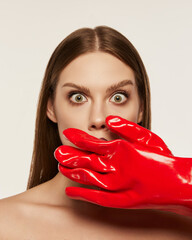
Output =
[{"x1": 47, "y1": 52, "x2": 143, "y2": 146}]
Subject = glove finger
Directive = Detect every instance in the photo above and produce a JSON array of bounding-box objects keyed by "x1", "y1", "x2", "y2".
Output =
[
  {"x1": 59, "y1": 164, "x2": 110, "y2": 189},
  {"x1": 63, "y1": 128, "x2": 117, "y2": 155},
  {"x1": 65, "y1": 187, "x2": 143, "y2": 209},
  {"x1": 106, "y1": 115, "x2": 172, "y2": 155},
  {"x1": 55, "y1": 145, "x2": 114, "y2": 173}
]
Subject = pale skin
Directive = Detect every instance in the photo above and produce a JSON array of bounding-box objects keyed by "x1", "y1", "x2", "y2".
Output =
[{"x1": 0, "y1": 52, "x2": 192, "y2": 239}]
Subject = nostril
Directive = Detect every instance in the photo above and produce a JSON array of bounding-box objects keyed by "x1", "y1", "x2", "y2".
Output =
[{"x1": 91, "y1": 125, "x2": 106, "y2": 129}]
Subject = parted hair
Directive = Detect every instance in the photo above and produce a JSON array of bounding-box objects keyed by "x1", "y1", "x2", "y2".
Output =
[{"x1": 27, "y1": 26, "x2": 151, "y2": 189}]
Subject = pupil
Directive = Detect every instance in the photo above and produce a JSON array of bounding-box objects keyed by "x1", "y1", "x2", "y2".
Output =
[
  {"x1": 115, "y1": 95, "x2": 121, "y2": 102},
  {"x1": 75, "y1": 95, "x2": 82, "y2": 102}
]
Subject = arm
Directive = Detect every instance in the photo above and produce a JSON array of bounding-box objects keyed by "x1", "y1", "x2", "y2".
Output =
[{"x1": 55, "y1": 115, "x2": 192, "y2": 217}]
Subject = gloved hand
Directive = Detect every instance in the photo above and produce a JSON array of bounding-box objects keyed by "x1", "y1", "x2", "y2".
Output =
[{"x1": 54, "y1": 115, "x2": 192, "y2": 216}]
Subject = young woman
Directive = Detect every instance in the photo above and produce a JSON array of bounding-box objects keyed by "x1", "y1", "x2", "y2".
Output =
[{"x1": 0, "y1": 26, "x2": 192, "y2": 239}]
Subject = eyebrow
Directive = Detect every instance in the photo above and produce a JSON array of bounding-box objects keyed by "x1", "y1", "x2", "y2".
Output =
[{"x1": 62, "y1": 79, "x2": 134, "y2": 95}]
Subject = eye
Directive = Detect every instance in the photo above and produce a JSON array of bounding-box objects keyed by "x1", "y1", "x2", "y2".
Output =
[
  {"x1": 110, "y1": 92, "x2": 128, "y2": 104},
  {"x1": 70, "y1": 93, "x2": 87, "y2": 103}
]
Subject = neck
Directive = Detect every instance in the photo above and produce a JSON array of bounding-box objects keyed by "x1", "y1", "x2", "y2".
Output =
[{"x1": 48, "y1": 172, "x2": 107, "y2": 214}]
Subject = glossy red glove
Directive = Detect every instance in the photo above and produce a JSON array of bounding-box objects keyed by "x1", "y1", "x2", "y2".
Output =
[{"x1": 54, "y1": 115, "x2": 192, "y2": 216}]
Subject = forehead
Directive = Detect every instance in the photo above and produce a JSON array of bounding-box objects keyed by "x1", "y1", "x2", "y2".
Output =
[{"x1": 58, "y1": 52, "x2": 136, "y2": 88}]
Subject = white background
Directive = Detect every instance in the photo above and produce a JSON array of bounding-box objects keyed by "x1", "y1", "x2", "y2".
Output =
[{"x1": 0, "y1": 0, "x2": 192, "y2": 198}]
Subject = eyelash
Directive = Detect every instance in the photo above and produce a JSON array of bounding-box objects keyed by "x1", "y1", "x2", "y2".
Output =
[{"x1": 67, "y1": 90, "x2": 130, "y2": 106}]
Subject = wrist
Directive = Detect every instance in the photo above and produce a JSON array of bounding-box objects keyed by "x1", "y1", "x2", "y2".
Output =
[
  {"x1": 145, "y1": 156, "x2": 192, "y2": 216},
  {"x1": 158, "y1": 156, "x2": 192, "y2": 216},
  {"x1": 173, "y1": 157, "x2": 192, "y2": 206}
]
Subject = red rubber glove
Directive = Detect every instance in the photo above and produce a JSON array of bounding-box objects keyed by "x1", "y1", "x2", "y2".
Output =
[{"x1": 54, "y1": 115, "x2": 192, "y2": 216}]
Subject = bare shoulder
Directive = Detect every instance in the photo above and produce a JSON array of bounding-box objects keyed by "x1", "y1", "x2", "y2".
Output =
[
  {"x1": 0, "y1": 191, "x2": 31, "y2": 239},
  {"x1": 0, "y1": 184, "x2": 52, "y2": 239},
  {"x1": 0, "y1": 182, "x2": 71, "y2": 240}
]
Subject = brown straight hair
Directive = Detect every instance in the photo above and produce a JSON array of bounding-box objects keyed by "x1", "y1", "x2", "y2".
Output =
[{"x1": 27, "y1": 26, "x2": 151, "y2": 189}]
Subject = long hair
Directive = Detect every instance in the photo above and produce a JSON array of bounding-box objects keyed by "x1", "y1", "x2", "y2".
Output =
[{"x1": 27, "y1": 26, "x2": 151, "y2": 189}]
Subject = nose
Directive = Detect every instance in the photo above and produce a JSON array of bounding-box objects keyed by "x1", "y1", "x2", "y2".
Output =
[{"x1": 88, "y1": 102, "x2": 107, "y2": 131}]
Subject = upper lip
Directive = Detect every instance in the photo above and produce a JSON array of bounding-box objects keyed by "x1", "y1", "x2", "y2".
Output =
[{"x1": 99, "y1": 137, "x2": 108, "y2": 141}]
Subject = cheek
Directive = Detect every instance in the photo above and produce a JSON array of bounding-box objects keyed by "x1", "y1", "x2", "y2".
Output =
[
  {"x1": 55, "y1": 103, "x2": 88, "y2": 146},
  {"x1": 109, "y1": 100, "x2": 140, "y2": 123},
  {"x1": 125, "y1": 108, "x2": 140, "y2": 123},
  {"x1": 60, "y1": 136, "x2": 77, "y2": 148},
  {"x1": 57, "y1": 115, "x2": 84, "y2": 146},
  {"x1": 57, "y1": 120, "x2": 81, "y2": 147}
]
